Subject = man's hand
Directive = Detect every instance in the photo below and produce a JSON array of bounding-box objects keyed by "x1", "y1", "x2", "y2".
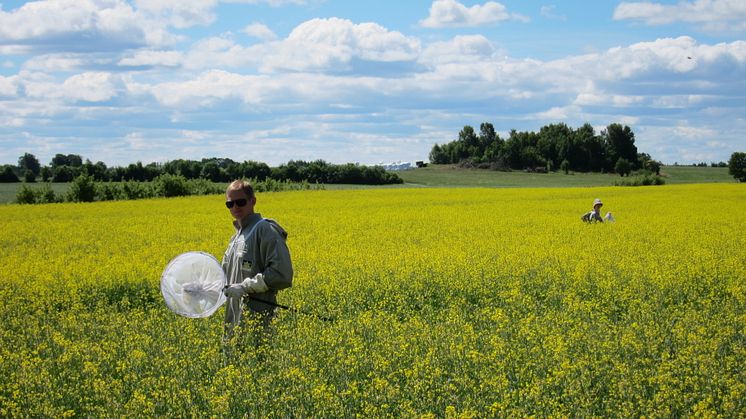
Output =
[
  {"x1": 223, "y1": 283, "x2": 247, "y2": 299},
  {"x1": 242, "y1": 273, "x2": 268, "y2": 293},
  {"x1": 223, "y1": 273, "x2": 268, "y2": 298}
]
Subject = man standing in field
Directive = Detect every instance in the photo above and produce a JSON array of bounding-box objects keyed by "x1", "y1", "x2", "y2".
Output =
[{"x1": 221, "y1": 179, "x2": 293, "y2": 345}]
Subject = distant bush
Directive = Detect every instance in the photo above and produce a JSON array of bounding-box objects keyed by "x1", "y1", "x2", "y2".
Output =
[
  {"x1": 14, "y1": 177, "x2": 322, "y2": 205},
  {"x1": 615, "y1": 158, "x2": 633, "y2": 177},
  {"x1": 16, "y1": 183, "x2": 57, "y2": 204},
  {"x1": 67, "y1": 173, "x2": 96, "y2": 202},
  {"x1": 121, "y1": 181, "x2": 156, "y2": 200},
  {"x1": 186, "y1": 178, "x2": 224, "y2": 196},
  {"x1": 613, "y1": 174, "x2": 666, "y2": 186},
  {"x1": 96, "y1": 182, "x2": 126, "y2": 201},
  {"x1": 15, "y1": 184, "x2": 36, "y2": 204},
  {"x1": 154, "y1": 174, "x2": 190, "y2": 197}
]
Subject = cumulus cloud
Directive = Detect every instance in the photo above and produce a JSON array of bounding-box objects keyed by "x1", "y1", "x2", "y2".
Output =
[
  {"x1": 134, "y1": 0, "x2": 217, "y2": 28},
  {"x1": 243, "y1": 23, "x2": 278, "y2": 41},
  {"x1": 420, "y1": 0, "x2": 529, "y2": 28},
  {"x1": 0, "y1": 75, "x2": 19, "y2": 97},
  {"x1": 146, "y1": 34, "x2": 746, "y2": 121},
  {"x1": 0, "y1": 0, "x2": 196, "y2": 53},
  {"x1": 223, "y1": 0, "x2": 307, "y2": 5},
  {"x1": 118, "y1": 50, "x2": 184, "y2": 67},
  {"x1": 150, "y1": 70, "x2": 261, "y2": 107},
  {"x1": 237, "y1": 18, "x2": 421, "y2": 73},
  {"x1": 61, "y1": 72, "x2": 118, "y2": 102},
  {"x1": 22, "y1": 54, "x2": 95, "y2": 72},
  {"x1": 0, "y1": 0, "x2": 147, "y2": 51},
  {"x1": 614, "y1": 0, "x2": 746, "y2": 32},
  {"x1": 22, "y1": 71, "x2": 119, "y2": 103},
  {"x1": 420, "y1": 35, "x2": 497, "y2": 65}
]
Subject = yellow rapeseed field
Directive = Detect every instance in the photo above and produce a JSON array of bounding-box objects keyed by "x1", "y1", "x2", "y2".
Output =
[{"x1": 0, "y1": 184, "x2": 744, "y2": 417}]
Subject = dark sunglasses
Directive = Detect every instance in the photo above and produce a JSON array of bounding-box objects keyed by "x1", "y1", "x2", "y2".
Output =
[{"x1": 225, "y1": 198, "x2": 248, "y2": 209}]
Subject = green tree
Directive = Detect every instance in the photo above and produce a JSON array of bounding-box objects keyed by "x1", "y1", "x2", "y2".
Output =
[
  {"x1": 560, "y1": 159, "x2": 570, "y2": 174},
  {"x1": 615, "y1": 157, "x2": 633, "y2": 177},
  {"x1": 24, "y1": 170, "x2": 36, "y2": 183},
  {"x1": 51, "y1": 153, "x2": 83, "y2": 168},
  {"x1": 728, "y1": 152, "x2": 746, "y2": 182},
  {"x1": 644, "y1": 159, "x2": 662, "y2": 175},
  {"x1": 429, "y1": 144, "x2": 448, "y2": 164},
  {"x1": 0, "y1": 165, "x2": 20, "y2": 182},
  {"x1": 41, "y1": 166, "x2": 52, "y2": 182},
  {"x1": 478, "y1": 122, "x2": 501, "y2": 160},
  {"x1": 52, "y1": 165, "x2": 79, "y2": 182},
  {"x1": 575, "y1": 123, "x2": 604, "y2": 172},
  {"x1": 537, "y1": 123, "x2": 572, "y2": 168},
  {"x1": 18, "y1": 153, "x2": 41, "y2": 176},
  {"x1": 83, "y1": 159, "x2": 108, "y2": 181},
  {"x1": 603, "y1": 124, "x2": 638, "y2": 171},
  {"x1": 240, "y1": 161, "x2": 271, "y2": 181},
  {"x1": 459, "y1": 126, "x2": 480, "y2": 157},
  {"x1": 200, "y1": 161, "x2": 221, "y2": 182}
]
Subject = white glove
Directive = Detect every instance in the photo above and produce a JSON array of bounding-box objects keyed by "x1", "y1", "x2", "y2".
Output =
[{"x1": 223, "y1": 273, "x2": 268, "y2": 298}]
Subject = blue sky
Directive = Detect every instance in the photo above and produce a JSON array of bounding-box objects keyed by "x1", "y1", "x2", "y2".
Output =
[{"x1": 1, "y1": 0, "x2": 745, "y2": 167}]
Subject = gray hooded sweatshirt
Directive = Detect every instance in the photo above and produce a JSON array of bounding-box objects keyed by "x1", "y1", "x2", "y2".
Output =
[{"x1": 222, "y1": 212, "x2": 293, "y2": 329}]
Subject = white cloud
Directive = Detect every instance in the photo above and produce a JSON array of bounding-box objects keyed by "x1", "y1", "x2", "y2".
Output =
[
  {"x1": 62, "y1": 72, "x2": 119, "y2": 102},
  {"x1": 124, "y1": 132, "x2": 149, "y2": 150},
  {"x1": 23, "y1": 71, "x2": 119, "y2": 103},
  {"x1": 614, "y1": 0, "x2": 746, "y2": 32},
  {"x1": 420, "y1": 35, "x2": 497, "y2": 65},
  {"x1": 0, "y1": 0, "x2": 147, "y2": 49},
  {"x1": 0, "y1": 75, "x2": 19, "y2": 97},
  {"x1": 22, "y1": 54, "x2": 89, "y2": 72},
  {"x1": 574, "y1": 92, "x2": 645, "y2": 107},
  {"x1": 420, "y1": 0, "x2": 529, "y2": 28},
  {"x1": 183, "y1": 36, "x2": 252, "y2": 69},
  {"x1": 150, "y1": 70, "x2": 261, "y2": 107},
  {"x1": 118, "y1": 50, "x2": 184, "y2": 67},
  {"x1": 243, "y1": 22, "x2": 278, "y2": 41},
  {"x1": 540, "y1": 5, "x2": 566, "y2": 21},
  {"x1": 256, "y1": 18, "x2": 421, "y2": 73},
  {"x1": 222, "y1": 0, "x2": 307, "y2": 5},
  {"x1": 0, "y1": 0, "x2": 194, "y2": 53},
  {"x1": 674, "y1": 125, "x2": 717, "y2": 139},
  {"x1": 134, "y1": 0, "x2": 217, "y2": 28}
]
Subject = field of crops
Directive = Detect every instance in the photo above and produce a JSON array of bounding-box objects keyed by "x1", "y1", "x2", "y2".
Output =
[{"x1": 1, "y1": 184, "x2": 744, "y2": 417}]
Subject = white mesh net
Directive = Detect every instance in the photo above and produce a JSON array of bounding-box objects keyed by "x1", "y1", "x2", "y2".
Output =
[{"x1": 160, "y1": 251, "x2": 226, "y2": 318}]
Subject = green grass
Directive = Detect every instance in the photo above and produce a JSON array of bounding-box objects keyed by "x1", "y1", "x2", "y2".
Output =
[
  {"x1": 657, "y1": 166, "x2": 735, "y2": 184},
  {"x1": 0, "y1": 182, "x2": 70, "y2": 204},
  {"x1": 397, "y1": 165, "x2": 736, "y2": 188},
  {"x1": 0, "y1": 166, "x2": 736, "y2": 204}
]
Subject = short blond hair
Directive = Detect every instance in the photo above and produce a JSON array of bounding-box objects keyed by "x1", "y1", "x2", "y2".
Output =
[{"x1": 226, "y1": 179, "x2": 255, "y2": 199}]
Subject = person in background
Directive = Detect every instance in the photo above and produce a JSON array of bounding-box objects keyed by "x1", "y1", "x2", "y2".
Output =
[
  {"x1": 581, "y1": 198, "x2": 605, "y2": 223},
  {"x1": 221, "y1": 179, "x2": 293, "y2": 345}
]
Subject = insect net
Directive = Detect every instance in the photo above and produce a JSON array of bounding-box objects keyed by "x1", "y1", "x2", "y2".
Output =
[{"x1": 160, "y1": 251, "x2": 226, "y2": 318}]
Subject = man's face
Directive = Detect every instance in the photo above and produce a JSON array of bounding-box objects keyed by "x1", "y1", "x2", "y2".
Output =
[{"x1": 226, "y1": 189, "x2": 255, "y2": 221}]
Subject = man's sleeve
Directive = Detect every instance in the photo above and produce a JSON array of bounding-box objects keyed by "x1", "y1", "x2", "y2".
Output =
[{"x1": 259, "y1": 225, "x2": 293, "y2": 290}]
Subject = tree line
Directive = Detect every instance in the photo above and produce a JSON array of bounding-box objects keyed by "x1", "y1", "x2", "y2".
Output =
[
  {"x1": 429, "y1": 122, "x2": 664, "y2": 176},
  {"x1": 1, "y1": 154, "x2": 403, "y2": 185}
]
